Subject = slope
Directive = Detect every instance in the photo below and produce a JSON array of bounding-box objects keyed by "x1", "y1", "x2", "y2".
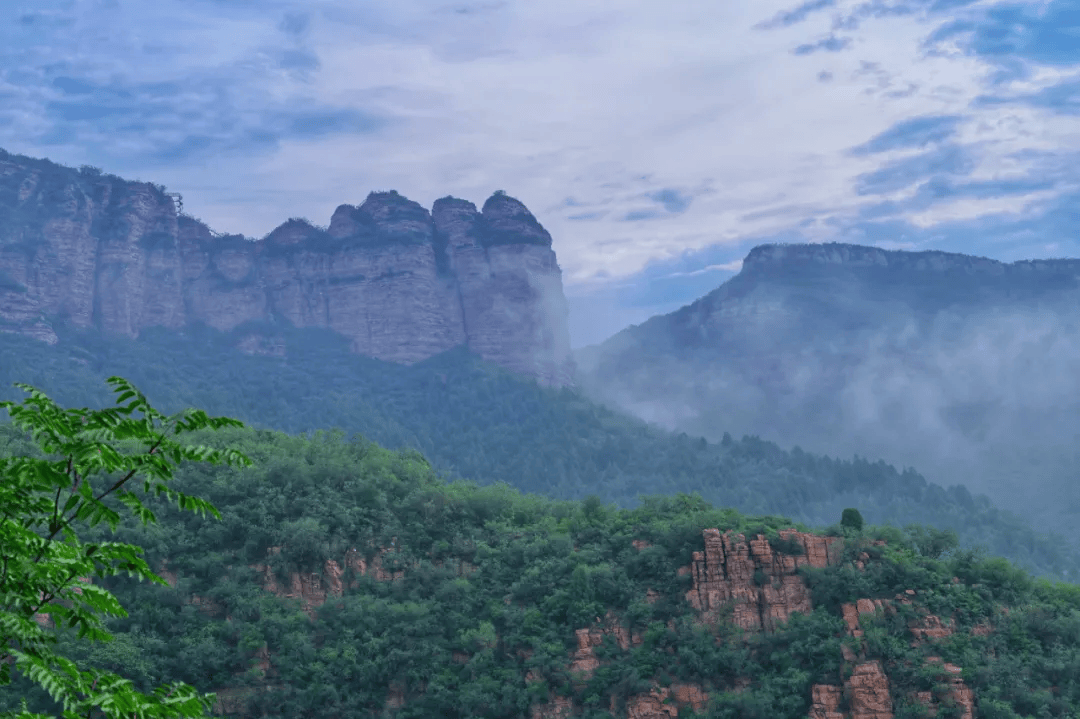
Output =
[{"x1": 0, "y1": 317, "x2": 1076, "y2": 581}]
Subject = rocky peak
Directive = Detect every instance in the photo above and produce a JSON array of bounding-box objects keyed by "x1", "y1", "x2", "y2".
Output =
[
  {"x1": 326, "y1": 203, "x2": 368, "y2": 239},
  {"x1": 480, "y1": 191, "x2": 552, "y2": 247},
  {"x1": 742, "y1": 241, "x2": 1080, "y2": 278},
  {"x1": 354, "y1": 190, "x2": 434, "y2": 244},
  {"x1": 263, "y1": 218, "x2": 322, "y2": 247},
  {"x1": 0, "y1": 149, "x2": 576, "y2": 387},
  {"x1": 431, "y1": 196, "x2": 482, "y2": 251}
]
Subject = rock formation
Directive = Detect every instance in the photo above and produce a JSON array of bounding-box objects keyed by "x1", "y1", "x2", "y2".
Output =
[
  {"x1": 0, "y1": 149, "x2": 575, "y2": 386},
  {"x1": 680, "y1": 528, "x2": 842, "y2": 632}
]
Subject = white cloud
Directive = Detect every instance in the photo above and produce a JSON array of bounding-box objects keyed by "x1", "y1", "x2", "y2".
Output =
[{"x1": 1, "y1": 0, "x2": 1078, "y2": 309}]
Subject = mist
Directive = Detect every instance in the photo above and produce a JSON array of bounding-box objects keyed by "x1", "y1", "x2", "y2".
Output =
[{"x1": 576, "y1": 283, "x2": 1080, "y2": 540}]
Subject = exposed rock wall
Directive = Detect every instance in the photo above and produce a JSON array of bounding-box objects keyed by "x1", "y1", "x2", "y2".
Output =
[
  {"x1": 680, "y1": 528, "x2": 842, "y2": 632},
  {"x1": 0, "y1": 151, "x2": 575, "y2": 387}
]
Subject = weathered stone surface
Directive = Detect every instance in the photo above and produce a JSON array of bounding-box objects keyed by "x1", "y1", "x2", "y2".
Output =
[
  {"x1": 570, "y1": 610, "x2": 631, "y2": 678},
  {"x1": 834, "y1": 585, "x2": 978, "y2": 719},
  {"x1": 914, "y1": 658, "x2": 975, "y2": 719},
  {"x1": 680, "y1": 528, "x2": 841, "y2": 632},
  {"x1": 618, "y1": 683, "x2": 709, "y2": 719},
  {"x1": 0, "y1": 152, "x2": 575, "y2": 387},
  {"x1": 809, "y1": 684, "x2": 845, "y2": 719},
  {"x1": 841, "y1": 598, "x2": 892, "y2": 638},
  {"x1": 910, "y1": 614, "x2": 954, "y2": 644},
  {"x1": 846, "y1": 660, "x2": 893, "y2": 719},
  {"x1": 530, "y1": 695, "x2": 573, "y2": 719}
]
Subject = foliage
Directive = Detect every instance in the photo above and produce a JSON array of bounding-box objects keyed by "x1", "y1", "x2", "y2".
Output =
[
  {"x1": 0, "y1": 378, "x2": 252, "y2": 718},
  {"x1": 841, "y1": 508, "x2": 864, "y2": 532}
]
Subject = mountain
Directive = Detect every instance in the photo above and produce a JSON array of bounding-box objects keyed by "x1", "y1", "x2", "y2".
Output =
[
  {"x1": 0, "y1": 148, "x2": 575, "y2": 386},
  {"x1": 2, "y1": 322, "x2": 1079, "y2": 583},
  {"x1": 575, "y1": 242, "x2": 1080, "y2": 541},
  {"x1": 2, "y1": 422, "x2": 1072, "y2": 719}
]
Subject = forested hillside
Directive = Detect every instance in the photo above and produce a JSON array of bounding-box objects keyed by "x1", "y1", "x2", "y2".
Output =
[
  {"x1": 2, "y1": 417, "x2": 1078, "y2": 718},
  {"x1": 0, "y1": 320, "x2": 1076, "y2": 581}
]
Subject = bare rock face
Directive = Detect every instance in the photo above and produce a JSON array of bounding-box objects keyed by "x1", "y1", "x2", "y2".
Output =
[
  {"x1": 0, "y1": 151, "x2": 575, "y2": 387},
  {"x1": 680, "y1": 528, "x2": 842, "y2": 632},
  {"x1": 846, "y1": 661, "x2": 894, "y2": 719},
  {"x1": 570, "y1": 609, "x2": 636, "y2": 680},
  {"x1": 829, "y1": 580, "x2": 979, "y2": 719},
  {"x1": 809, "y1": 684, "x2": 845, "y2": 719},
  {"x1": 433, "y1": 194, "x2": 574, "y2": 386}
]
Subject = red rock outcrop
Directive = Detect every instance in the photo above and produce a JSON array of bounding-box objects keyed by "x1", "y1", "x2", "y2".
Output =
[
  {"x1": 0, "y1": 151, "x2": 575, "y2": 387},
  {"x1": 570, "y1": 610, "x2": 632, "y2": 679},
  {"x1": 680, "y1": 528, "x2": 842, "y2": 632},
  {"x1": 846, "y1": 661, "x2": 893, "y2": 719},
  {"x1": 621, "y1": 683, "x2": 708, "y2": 719},
  {"x1": 809, "y1": 684, "x2": 845, "y2": 719},
  {"x1": 910, "y1": 614, "x2": 953, "y2": 645},
  {"x1": 245, "y1": 546, "x2": 406, "y2": 617},
  {"x1": 831, "y1": 581, "x2": 979, "y2": 719},
  {"x1": 915, "y1": 657, "x2": 975, "y2": 719},
  {"x1": 141, "y1": 529, "x2": 992, "y2": 719}
]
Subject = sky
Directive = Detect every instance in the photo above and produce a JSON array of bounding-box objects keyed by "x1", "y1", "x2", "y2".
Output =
[{"x1": 1, "y1": 0, "x2": 1078, "y2": 348}]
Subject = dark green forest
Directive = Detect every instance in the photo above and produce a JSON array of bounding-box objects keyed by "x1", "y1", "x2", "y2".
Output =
[
  {"x1": 2, "y1": 415, "x2": 1079, "y2": 718},
  {"x1": 0, "y1": 320, "x2": 1076, "y2": 582}
]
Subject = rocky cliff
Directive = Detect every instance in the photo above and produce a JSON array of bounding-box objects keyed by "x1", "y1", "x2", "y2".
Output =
[{"x1": 0, "y1": 149, "x2": 574, "y2": 387}]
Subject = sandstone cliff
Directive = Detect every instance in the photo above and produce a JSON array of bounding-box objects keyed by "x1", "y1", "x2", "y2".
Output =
[{"x1": 0, "y1": 149, "x2": 574, "y2": 387}]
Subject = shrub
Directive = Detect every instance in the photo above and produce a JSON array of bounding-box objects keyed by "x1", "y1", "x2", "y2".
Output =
[{"x1": 841, "y1": 508, "x2": 865, "y2": 532}]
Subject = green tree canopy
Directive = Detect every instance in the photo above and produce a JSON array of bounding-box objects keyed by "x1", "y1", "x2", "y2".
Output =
[{"x1": 0, "y1": 377, "x2": 251, "y2": 719}]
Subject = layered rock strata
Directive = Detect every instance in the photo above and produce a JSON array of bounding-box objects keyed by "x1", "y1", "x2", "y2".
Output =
[
  {"x1": 679, "y1": 528, "x2": 842, "y2": 631},
  {"x1": 0, "y1": 151, "x2": 575, "y2": 386}
]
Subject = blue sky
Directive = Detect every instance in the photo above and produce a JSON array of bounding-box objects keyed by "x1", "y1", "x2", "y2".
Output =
[{"x1": 1, "y1": 0, "x2": 1078, "y2": 348}]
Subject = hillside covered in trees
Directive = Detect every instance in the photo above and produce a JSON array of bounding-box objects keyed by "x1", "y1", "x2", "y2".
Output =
[
  {"x1": 0, "y1": 321, "x2": 1076, "y2": 582},
  {"x1": 1, "y1": 415, "x2": 1078, "y2": 718}
]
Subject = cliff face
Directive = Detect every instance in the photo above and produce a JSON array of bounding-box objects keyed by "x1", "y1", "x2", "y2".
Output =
[{"x1": 0, "y1": 149, "x2": 574, "y2": 387}]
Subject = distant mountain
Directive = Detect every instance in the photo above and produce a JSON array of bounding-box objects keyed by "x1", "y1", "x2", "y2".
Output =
[
  {"x1": 0, "y1": 148, "x2": 574, "y2": 386},
  {"x1": 575, "y1": 242, "x2": 1080, "y2": 540}
]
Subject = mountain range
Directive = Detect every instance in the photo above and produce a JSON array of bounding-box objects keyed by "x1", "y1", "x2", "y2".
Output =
[{"x1": 0, "y1": 148, "x2": 575, "y2": 387}]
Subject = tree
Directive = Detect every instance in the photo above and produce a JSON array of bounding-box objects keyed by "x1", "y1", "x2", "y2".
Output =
[
  {"x1": 0, "y1": 376, "x2": 253, "y2": 719},
  {"x1": 840, "y1": 508, "x2": 864, "y2": 532}
]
